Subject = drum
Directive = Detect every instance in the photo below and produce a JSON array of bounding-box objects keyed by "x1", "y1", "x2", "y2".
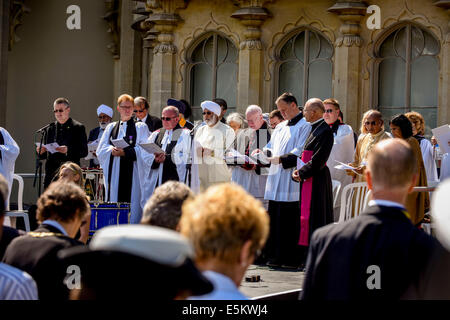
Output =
[{"x1": 89, "y1": 202, "x2": 131, "y2": 238}]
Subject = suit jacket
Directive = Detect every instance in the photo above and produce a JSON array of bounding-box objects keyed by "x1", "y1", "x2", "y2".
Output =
[
  {"x1": 301, "y1": 205, "x2": 436, "y2": 300},
  {"x1": 41, "y1": 118, "x2": 88, "y2": 188},
  {"x1": 88, "y1": 126, "x2": 101, "y2": 143},
  {"x1": 2, "y1": 224, "x2": 84, "y2": 300},
  {"x1": 145, "y1": 115, "x2": 162, "y2": 133}
]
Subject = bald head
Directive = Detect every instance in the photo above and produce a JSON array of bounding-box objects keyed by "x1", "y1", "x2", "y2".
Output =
[
  {"x1": 303, "y1": 98, "x2": 325, "y2": 122},
  {"x1": 367, "y1": 138, "x2": 417, "y2": 191}
]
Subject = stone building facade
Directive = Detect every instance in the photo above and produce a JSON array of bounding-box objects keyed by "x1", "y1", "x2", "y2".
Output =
[{"x1": 1, "y1": 0, "x2": 449, "y2": 201}]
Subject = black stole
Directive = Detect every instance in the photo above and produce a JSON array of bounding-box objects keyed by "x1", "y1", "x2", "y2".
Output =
[
  {"x1": 151, "y1": 125, "x2": 182, "y2": 184},
  {"x1": 107, "y1": 119, "x2": 137, "y2": 202},
  {"x1": 329, "y1": 120, "x2": 342, "y2": 135}
]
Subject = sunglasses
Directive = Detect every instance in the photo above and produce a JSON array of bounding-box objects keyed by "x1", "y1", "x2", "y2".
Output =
[
  {"x1": 365, "y1": 121, "x2": 378, "y2": 126},
  {"x1": 53, "y1": 108, "x2": 67, "y2": 113},
  {"x1": 324, "y1": 109, "x2": 334, "y2": 113},
  {"x1": 161, "y1": 116, "x2": 176, "y2": 121},
  {"x1": 202, "y1": 111, "x2": 213, "y2": 115},
  {"x1": 134, "y1": 110, "x2": 145, "y2": 113}
]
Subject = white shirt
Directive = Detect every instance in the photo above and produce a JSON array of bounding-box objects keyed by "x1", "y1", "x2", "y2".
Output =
[{"x1": 0, "y1": 263, "x2": 38, "y2": 300}]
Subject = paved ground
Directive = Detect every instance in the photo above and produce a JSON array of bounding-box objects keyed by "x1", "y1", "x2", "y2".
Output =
[{"x1": 239, "y1": 265, "x2": 305, "y2": 299}]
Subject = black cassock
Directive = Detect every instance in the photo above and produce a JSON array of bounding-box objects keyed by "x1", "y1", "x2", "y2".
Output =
[{"x1": 296, "y1": 118, "x2": 334, "y2": 250}]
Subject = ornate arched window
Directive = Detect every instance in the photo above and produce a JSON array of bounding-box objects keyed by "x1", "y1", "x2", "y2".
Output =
[
  {"x1": 375, "y1": 23, "x2": 440, "y2": 134},
  {"x1": 187, "y1": 33, "x2": 238, "y2": 120},
  {"x1": 276, "y1": 28, "x2": 333, "y2": 106}
]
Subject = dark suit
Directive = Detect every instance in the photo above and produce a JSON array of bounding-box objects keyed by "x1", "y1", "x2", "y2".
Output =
[
  {"x1": 142, "y1": 114, "x2": 162, "y2": 133},
  {"x1": 301, "y1": 204, "x2": 436, "y2": 300},
  {"x1": 2, "y1": 223, "x2": 84, "y2": 300},
  {"x1": 41, "y1": 118, "x2": 88, "y2": 188}
]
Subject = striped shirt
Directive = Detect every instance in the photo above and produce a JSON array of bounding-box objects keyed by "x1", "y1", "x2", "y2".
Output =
[{"x1": 0, "y1": 263, "x2": 38, "y2": 300}]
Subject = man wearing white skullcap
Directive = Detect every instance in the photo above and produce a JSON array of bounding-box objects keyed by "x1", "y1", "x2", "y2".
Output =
[
  {"x1": 190, "y1": 101, "x2": 235, "y2": 192},
  {"x1": 87, "y1": 104, "x2": 114, "y2": 167}
]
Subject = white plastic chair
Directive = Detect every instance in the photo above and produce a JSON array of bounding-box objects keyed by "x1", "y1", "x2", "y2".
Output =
[
  {"x1": 332, "y1": 180, "x2": 341, "y2": 209},
  {"x1": 338, "y1": 182, "x2": 371, "y2": 223},
  {"x1": 5, "y1": 174, "x2": 30, "y2": 232}
]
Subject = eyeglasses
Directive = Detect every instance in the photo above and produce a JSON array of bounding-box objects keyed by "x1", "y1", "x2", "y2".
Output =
[
  {"x1": 53, "y1": 108, "x2": 67, "y2": 113},
  {"x1": 202, "y1": 111, "x2": 213, "y2": 116},
  {"x1": 365, "y1": 121, "x2": 378, "y2": 126},
  {"x1": 325, "y1": 109, "x2": 334, "y2": 114},
  {"x1": 134, "y1": 110, "x2": 145, "y2": 113},
  {"x1": 161, "y1": 116, "x2": 176, "y2": 121}
]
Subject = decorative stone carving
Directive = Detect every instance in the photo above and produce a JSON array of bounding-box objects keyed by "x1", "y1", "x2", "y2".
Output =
[
  {"x1": 434, "y1": 0, "x2": 450, "y2": 41},
  {"x1": 327, "y1": 1, "x2": 367, "y2": 47},
  {"x1": 104, "y1": 0, "x2": 121, "y2": 59},
  {"x1": 9, "y1": 0, "x2": 31, "y2": 51},
  {"x1": 230, "y1": 1, "x2": 271, "y2": 50}
]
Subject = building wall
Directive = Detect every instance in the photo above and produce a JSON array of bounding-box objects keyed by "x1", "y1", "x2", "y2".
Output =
[{"x1": 6, "y1": 0, "x2": 115, "y2": 203}]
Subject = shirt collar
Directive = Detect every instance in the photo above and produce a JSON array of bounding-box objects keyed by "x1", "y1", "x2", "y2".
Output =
[
  {"x1": 41, "y1": 220, "x2": 68, "y2": 236},
  {"x1": 368, "y1": 199, "x2": 405, "y2": 210},
  {"x1": 310, "y1": 118, "x2": 323, "y2": 126}
]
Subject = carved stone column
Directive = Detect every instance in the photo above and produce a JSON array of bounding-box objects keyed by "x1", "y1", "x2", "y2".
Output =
[
  {"x1": 434, "y1": 1, "x2": 450, "y2": 124},
  {"x1": 328, "y1": 1, "x2": 367, "y2": 130},
  {"x1": 231, "y1": 1, "x2": 271, "y2": 113},
  {"x1": 145, "y1": 0, "x2": 186, "y2": 117},
  {"x1": 132, "y1": 1, "x2": 152, "y2": 97}
]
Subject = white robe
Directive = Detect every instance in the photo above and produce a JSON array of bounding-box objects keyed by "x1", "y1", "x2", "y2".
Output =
[
  {"x1": 441, "y1": 152, "x2": 450, "y2": 182},
  {"x1": 96, "y1": 121, "x2": 152, "y2": 223},
  {"x1": 327, "y1": 124, "x2": 355, "y2": 204},
  {"x1": 264, "y1": 117, "x2": 311, "y2": 202},
  {"x1": 143, "y1": 128, "x2": 191, "y2": 200},
  {"x1": 192, "y1": 121, "x2": 235, "y2": 192},
  {"x1": 419, "y1": 138, "x2": 438, "y2": 183},
  {"x1": 0, "y1": 128, "x2": 19, "y2": 206}
]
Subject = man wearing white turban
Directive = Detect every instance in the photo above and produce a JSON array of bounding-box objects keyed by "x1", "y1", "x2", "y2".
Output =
[
  {"x1": 191, "y1": 101, "x2": 235, "y2": 192},
  {"x1": 87, "y1": 104, "x2": 114, "y2": 168}
]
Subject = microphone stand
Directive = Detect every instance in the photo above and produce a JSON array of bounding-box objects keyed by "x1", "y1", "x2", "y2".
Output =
[
  {"x1": 185, "y1": 121, "x2": 201, "y2": 187},
  {"x1": 33, "y1": 125, "x2": 50, "y2": 197}
]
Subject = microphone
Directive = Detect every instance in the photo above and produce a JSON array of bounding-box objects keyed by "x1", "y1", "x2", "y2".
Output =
[{"x1": 36, "y1": 123, "x2": 54, "y2": 133}]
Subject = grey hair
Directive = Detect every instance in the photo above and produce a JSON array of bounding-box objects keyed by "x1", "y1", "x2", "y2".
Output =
[
  {"x1": 246, "y1": 105, "x2": 262, "y2": 116},
  {"x1": 226, "y1": 112, "x2": 245, "y2": 127},
  {"x1": 162, "y1": 105, "x2": 179, "y2": 116}
]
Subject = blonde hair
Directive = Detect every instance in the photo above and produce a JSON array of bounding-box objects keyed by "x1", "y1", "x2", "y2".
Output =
[
  {"x1": 180, "y1": 183, "x2": 269, "y2": 264},
  {"x1": 117, "y1": 94, "x2": 134, "y2": 106},
  {"x1": 405, "y1": 111, "x2": 425, "y2": 136},
  {"x1": 57, "y1": 162, "x2": 84, "y2": 188}
]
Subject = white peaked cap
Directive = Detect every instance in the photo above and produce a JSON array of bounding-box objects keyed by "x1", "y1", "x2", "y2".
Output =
[
  {"x1": 97, "y1": 104, "x2": 113, "y2": 118},
  {"x1": 200, "y1": 100, "x2": 221, "y2": 117}
]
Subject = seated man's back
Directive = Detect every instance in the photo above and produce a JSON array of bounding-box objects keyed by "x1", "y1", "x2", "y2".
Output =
[{"x1": 302, "y1": 204, "x2": 435, "y2": 300}]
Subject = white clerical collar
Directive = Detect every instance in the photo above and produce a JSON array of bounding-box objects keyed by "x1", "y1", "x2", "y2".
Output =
[
  {"x1": 368, "y1": 199, "x2": 405, "y2": 210},
  {"x1": 310, "y1": 118, "x2": 323, "y2": 125},
  {"x1": 42, "y1": 220, "x2": 68, "y2": 236}
]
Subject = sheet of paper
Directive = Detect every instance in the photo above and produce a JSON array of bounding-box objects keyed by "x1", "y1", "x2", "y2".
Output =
[
  {"x1": 111, "y1": 138, "x2": 130, "y2": 149},
  {"x1": 225, "y1": 149, "x2": 257, "y2": 165},
  {"x1": 252, "y1": 151, "x2": 271, "y2": 165},
  {"x1": 84, "y1": 141, "x2": 99, "y2": 160},
  {"x1": 297, "y1": 158, "x2": 306, "y2": 170},
  {"x1": 432, "y1": 124, "x2": 450, "y2": 154},
  {"x1": 138, "y1": 142, "x2": 164, "y2": 154},
  {"x1": 36, "y1": 142, "x2": 60, "y2": 154}
]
